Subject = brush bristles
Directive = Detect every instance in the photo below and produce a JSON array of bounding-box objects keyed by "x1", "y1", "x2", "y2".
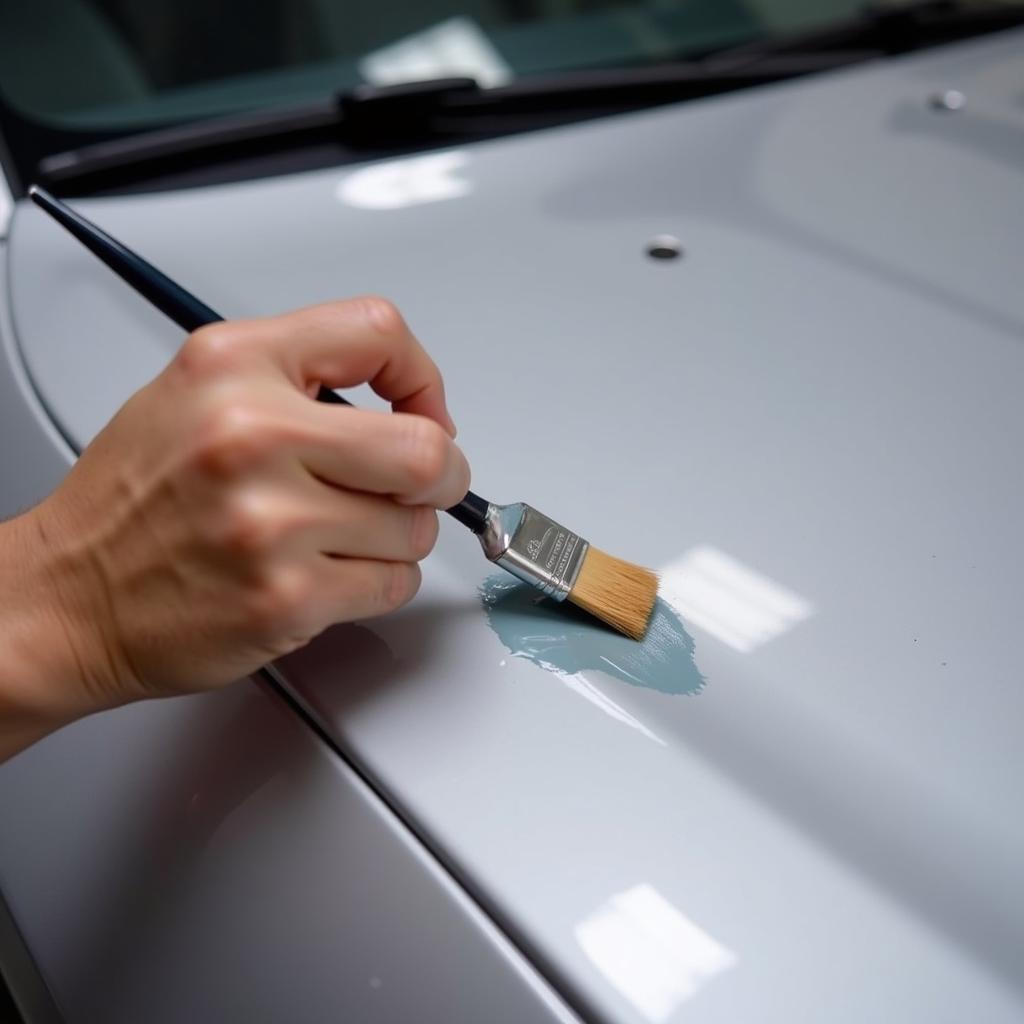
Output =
[{"x1": 568, "y1": 547, "x2": 658, "y2": 640}]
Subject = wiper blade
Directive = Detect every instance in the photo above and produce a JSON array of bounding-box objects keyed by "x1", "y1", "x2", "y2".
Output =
[
  {"x1": 23, "y1": 1, "x2": 1024, "y2": 194},
  {"x1": 36, "y1": 55, "x2": 865, "y2": 193},
  {"x1": 705, "y1": 0, "x2": 1024, "y2": 66},
  {"x1": 346, "y1": 52, "x2": 868, "y2": 126},
  {"x1": 36, "y1": 95, "x2": 344, "y2": 189}
]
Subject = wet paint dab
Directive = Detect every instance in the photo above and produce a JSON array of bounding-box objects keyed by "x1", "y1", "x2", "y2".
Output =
[{"x1": 480, "y1": 574, "x2": 705, "y2": 696}]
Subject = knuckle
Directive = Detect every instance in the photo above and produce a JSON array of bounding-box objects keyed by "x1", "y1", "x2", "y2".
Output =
[
  {"x1": 358, "y1": 295, "x2": 405, "y2": 338},
  {"x1": 218, "y1": 490, "x2": 280, "y2": 556},
  {"x1": 249, "y1": 566, "x2": 313, "y2": 635},
  {"x1": 407, "y1": 507, "x2": 440, "y2": 561},
  {"x1": 177, "y1": 324, "x2": 244, "y2": 379},
  {"x1": 402, "y1": 417, "x2": 450, "y2": 493},
  {"x1": 193, "y1": 401, "x2": 268, "y2": 478}
]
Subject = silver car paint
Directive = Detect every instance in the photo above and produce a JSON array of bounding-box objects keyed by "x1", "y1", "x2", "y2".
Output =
[
  {"x1": 0, "y1": 262, "x2": 584, "y2": 1024},
  {"x1": 3, "y1": 27, "x2": 1024, "y2": 1024}
]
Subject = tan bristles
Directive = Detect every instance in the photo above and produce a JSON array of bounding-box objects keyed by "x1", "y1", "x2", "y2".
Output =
[{"x1": 567, "y1": 547, "x2": 659, "y2": 640}]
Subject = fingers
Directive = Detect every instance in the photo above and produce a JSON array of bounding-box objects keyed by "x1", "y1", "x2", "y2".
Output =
[
  {"x1": 244, "y1": 555, "x2": 422, "y2": 648},
  {"x1": 295, "y1": 403, "x2": 471, "y2": 508},
  {"x1": 175, "y1": 297, "x2": 470, "y2": 506},
  {"x1": 298, "y1": 480, "x2": 441, "y2": 562},
  {"x1": 310, "y1": 556, "x2": 422, "y2": 624},
  {"x1": 162, "y1": 297, "x2": 467, "y2": 651},
  {"x1": 211, "y1": 470, "x2": 442, "y2": 564},
  {"x1": 181, "y1": 298, "x2": 457, "y2": 436}
]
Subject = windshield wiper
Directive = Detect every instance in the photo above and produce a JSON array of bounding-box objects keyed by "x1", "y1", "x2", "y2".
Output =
[
  {"x1": 30, "y1": 1, "x2": 1024, "y2": 195},
  {"x1": 30, "y1": 54, "x2": 867, "y2": 194}
]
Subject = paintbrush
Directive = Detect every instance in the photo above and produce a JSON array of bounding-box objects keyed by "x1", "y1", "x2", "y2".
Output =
[{"x1": 27, "y1": 185, "x2": 658, "y2": 640}]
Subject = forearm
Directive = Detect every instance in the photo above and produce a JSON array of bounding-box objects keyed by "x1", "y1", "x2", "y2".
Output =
[{"x1": 0, "y1": 509, "x2": 106, "y2": 761}]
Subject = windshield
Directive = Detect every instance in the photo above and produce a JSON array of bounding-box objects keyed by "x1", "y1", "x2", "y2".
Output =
[
  {"x1": 1, "y1": 0, "x2": 868, "y2": 128},
  {"x1": 2, "y1": 0, "x2": 1022, "y2": 196}
]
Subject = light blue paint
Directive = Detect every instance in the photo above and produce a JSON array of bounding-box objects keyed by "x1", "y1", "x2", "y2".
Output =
[{"x1": 480, "y1": 574, "x2": 704, "y2": 696}]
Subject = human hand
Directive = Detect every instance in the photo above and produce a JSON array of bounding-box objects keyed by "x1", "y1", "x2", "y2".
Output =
[{"x1": 0, "y1": 298, "x2": 469, "y2": 755}]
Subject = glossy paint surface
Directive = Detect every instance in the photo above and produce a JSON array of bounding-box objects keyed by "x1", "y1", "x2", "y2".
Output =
[
  {"x1": 0, "y1": 255, "x2": 581, "y2": 1024},
  {"x1": 7, "y1": 28, "x2": 1024, "y2": 1024},
  {"x1": 0, "y1": 680, "x2": 581, "y2": 1024}
]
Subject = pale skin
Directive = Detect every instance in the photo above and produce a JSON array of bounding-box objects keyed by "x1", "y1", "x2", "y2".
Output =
[{"x1": 0, "y1": 297, "x2": 471, "y2": 762}]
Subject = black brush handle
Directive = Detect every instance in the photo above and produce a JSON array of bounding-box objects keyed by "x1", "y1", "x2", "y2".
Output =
[
  {"x1": 28, "y1": 185, "x2": 220, "y2": 333},
  {"x1": 27, "y1": 185, "x2": 490, "y2": 533}
]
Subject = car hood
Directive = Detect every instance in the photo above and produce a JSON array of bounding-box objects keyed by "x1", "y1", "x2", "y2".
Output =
[{"x1": 9, "y1": 28, "x2": 1024, "y2": 1024}]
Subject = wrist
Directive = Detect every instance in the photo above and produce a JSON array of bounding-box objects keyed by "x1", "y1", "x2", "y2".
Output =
[{"x1": 0, "y1": 503, "x2": 118, "y2": 759}]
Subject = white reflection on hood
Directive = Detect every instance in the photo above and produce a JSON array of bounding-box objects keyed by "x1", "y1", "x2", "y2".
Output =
[
  {"x1": 576, "y1": 884, "x2": 736, "y2": 1021},
  {"x1": 337, "y1": 151, "x2": 471, "y2": 210},
  {"x1": 660, "y1": 546, "x2": 813, "y2": 653}
]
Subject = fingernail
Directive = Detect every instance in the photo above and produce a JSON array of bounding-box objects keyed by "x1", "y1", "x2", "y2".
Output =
[{"x1": 453, "y1": 446, "x2": 472, "y2": 501}]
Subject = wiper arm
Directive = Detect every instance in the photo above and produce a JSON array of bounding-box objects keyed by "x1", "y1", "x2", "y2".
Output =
[
  {"x1": 35, "y1": 95, "x2": 346, "y2": 191},
  {"x1": 345, "y1": 52, "x2": 868, "y2": 127},
  {"x1": 24, "y1": 1, "x2": 1024, "y2": 194},
  {"x1": 704, "y1": 0, "x2": 1024, "y2": 67},
  {"x1": 36, "y1": 55, "x2": 865, "y2": 194}
]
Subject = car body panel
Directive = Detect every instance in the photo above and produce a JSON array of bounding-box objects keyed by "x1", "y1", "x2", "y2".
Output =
[
  {"x1": 4, "y1": 27, "x2": 1024, "y2": 1024},
  {"x1": 0, "y1": 250, "x2": 583, "y2": 1024},
  {"x1": 0, "y1": 678, "x2": 583, "y2": 1024}
]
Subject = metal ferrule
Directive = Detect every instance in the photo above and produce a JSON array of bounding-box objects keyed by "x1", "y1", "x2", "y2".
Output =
[{"x1": 478, "y1": 502, "x2": 589, "y2": 602}]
